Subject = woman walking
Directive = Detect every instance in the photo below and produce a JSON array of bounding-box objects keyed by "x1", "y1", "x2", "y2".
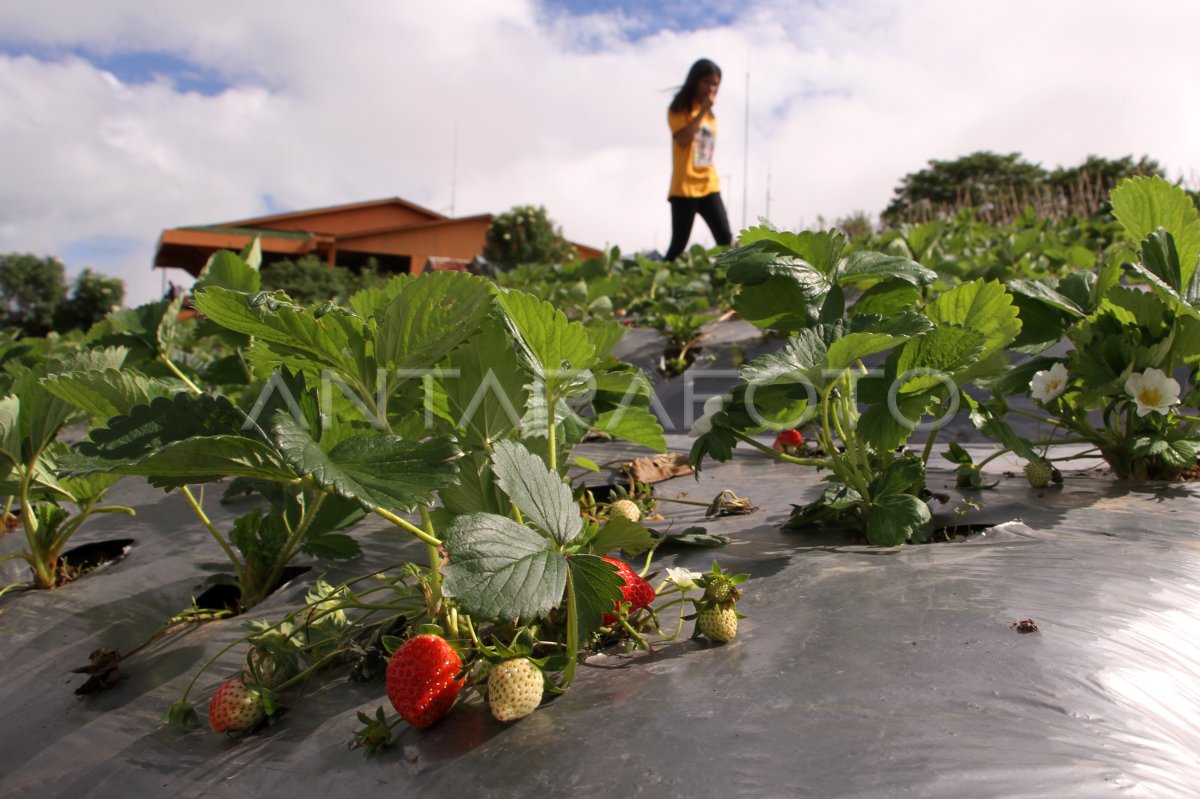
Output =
[{"x1": 665, "y1": 58, "x2": 733, "y2": 261}]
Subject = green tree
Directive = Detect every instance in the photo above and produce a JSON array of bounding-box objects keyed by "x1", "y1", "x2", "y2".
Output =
[
  {"x1": 1045, "y1": 155, "x2": 1163, "y2": 213},
  {"x1": 259, "y1": 255, "x2": 382, "y2": 305},
  {"x1": 883, "y1": 151, "x2": 1047, "y2": 224},
  {"x1": 0, "y1": 253, "x2": 67, "y2": 335},
  {"x1": 482, "y1": 205, "x2": 576, "y2": 270},
  {"x1": 55, "y1": 268, "x2": 125, "y2": 332}
]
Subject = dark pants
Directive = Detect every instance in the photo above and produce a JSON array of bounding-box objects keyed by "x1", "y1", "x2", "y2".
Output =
[{"x1": 665, "y1": 192, "x2": 732, "y2": 261}]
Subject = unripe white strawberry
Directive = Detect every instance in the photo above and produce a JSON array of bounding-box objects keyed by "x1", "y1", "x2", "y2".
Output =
[
  {"x1": 487, "y1": 658, "x2": 544, "y2": 722},
  {"x1": 609, "y1": 499, "x2": 641, "y2": 523},
  {"x1": 697, "y1": 605, "x2": 739, "y2": 642}
]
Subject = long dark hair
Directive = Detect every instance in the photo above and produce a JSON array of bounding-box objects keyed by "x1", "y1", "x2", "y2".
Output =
[{"x1": 669, "y1": 58, "x2": 722, "y2": 113}]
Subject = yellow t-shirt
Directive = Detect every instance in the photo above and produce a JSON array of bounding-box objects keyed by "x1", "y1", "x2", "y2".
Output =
[{"x1": 668, "y1": 105, "x2": 720, "y2": 198}]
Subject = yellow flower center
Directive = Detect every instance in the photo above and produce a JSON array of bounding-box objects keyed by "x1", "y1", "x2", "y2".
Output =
[{"x1": 1137, "y1": 387, "x2": 1162, "y2": 406}]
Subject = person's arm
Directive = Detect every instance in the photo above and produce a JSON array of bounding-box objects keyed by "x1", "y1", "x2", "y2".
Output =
[{"x1": 672, "y1": 98, "x2": 713, "y2": 146}]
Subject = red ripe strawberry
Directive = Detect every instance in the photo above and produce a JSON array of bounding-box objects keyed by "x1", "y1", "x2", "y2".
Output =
[
  {"x1": 601, "y1": 557, "x2": 656, "y2": 625},
  {"x1": 208, "y1": 678, "x2": 265, "y2": 733},
  {"x1": 385, "y1": 634, "x2": 465, "y2": 729},
  {"x1": 772, "y1": 428, "x2": 804, "y2": 453}
]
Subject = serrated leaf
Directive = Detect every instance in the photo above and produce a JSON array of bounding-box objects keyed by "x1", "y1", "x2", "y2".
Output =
[
  {"x1": 826, "y1": 331, "x2": 906, "y2": 371},
  {"x1": 444, "y1": 323, "x2": 529, "y2": 447},
  {"x1": 834, "y1": 251, "x2": 936, "y2": 287},
  {"x1": 567, "y1": 554, "x2": 624, "y2": 642},
  {"x1": 490, "y1": 440, "x2": 581, "y2": 546},
  {"x1": 725, "y1": 244, "x2": 831, "y2": 331},
  {"x1": 586, "y1": 516, "x2": 655, "y2": 557},
  {"x1": 733, "y1": 227, "x2": 847, "y2": 272},
  {"x1": 895, "y1": 326, "x2": 986, "y2": 391},
  {"x1": 1141, "y1": 228, "x2": 1182, "y2": 294},
  {"x1": 496, "y1": 289, "x2": 596, "y2": 377},
  {"x1": 440, "y1": 513, "x2": 567, "y2": 620},
  {"x1": 375, "y1": 271, "x2": 496, "y2": 373},
  {"x1": 739, "y1": 329, "x2": 829, "y2": 385},
  {"x1": 272, "y1": 413, "x2": 461, "y2": 513},
  {"x1": 437, "y1": 449, "x2": 509, "y2": 517},
  {"x1": 849, "y1": 280, "x2": 922, "y2": 318},
  {"x1": 1111, "y1": 176, "x2": 1200, "y2": 290},
  {"x1": 1006, "y1": 279, "x2": 1086, "y2": 317},
  {"x1": 299, "y1": 532, "x2": 361, "y2": 560},
  {"x1": 925, "y1": 280, "x2": 1021, "y2": 359},
  {"x1": 74, "y1": 393, "x2": 254, "y2": 462},
  {"x1": 865, "y1": 493, "x2": 931, "y2": 546},
  {"x1": 64, "y1": 435, "x2": 291, "y2": 484},
  {"x1": 41, "y1": 369, "x2": 174, "y2": 419},
  {"x1": 193, "y1": 286, "x2": 372, "y2": 386},
  {"x1": 591, "y1": 405, "x2": 667, "y2": 453},
  {"x1": 194, "y1": 250, "x2": 262, "y2": 294},
  {"x1": 857, "y1": 393, "x2": 936, "y2": 452}
]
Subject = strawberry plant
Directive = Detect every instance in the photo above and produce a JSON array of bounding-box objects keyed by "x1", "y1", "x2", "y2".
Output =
[
  {"x1": 981, "y1": 176, "x2": 1200, "y2": 480},
  {"x1": 0, "y1": 346, "x2": 137, "y2": 592},
  {"x1": 690, "y1": 225, "x2": 1022, "y2": 544}
]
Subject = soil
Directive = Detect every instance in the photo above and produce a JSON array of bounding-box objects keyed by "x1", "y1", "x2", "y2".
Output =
[
  {"x1": 193, "y1": 565, "x2": 312, "y2": 614},
  {"x1": 657, "y1": 345, "x2": 701, "y2": 378},
  {"x1": 55, "y1": 538, "x2": 135, "y2": 586}
]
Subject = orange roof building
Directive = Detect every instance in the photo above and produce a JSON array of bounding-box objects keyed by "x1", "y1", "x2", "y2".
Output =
[{"x1": 154, "y1": 197, "x2": 602, "y2": 276}]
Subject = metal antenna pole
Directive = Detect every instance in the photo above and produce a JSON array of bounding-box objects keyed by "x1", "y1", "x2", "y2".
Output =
[
  {"x1": 741, "y1": 69, "x2": 750, "y2": 230},
  {"x1": 450, "y1": 121, "x2": 458, "y2": 217}
]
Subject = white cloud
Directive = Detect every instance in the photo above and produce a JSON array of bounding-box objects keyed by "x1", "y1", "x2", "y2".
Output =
[{"x1": 0, "y1": 0, "x2": 1197, "y2": 306}]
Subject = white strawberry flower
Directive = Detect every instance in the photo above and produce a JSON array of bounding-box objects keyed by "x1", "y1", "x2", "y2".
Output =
[
  {"x1": 689, "y1": 394, "x2": 730, "y2": 437},
  {"x1": 1030, "y1": 362, "x2": 1069, "y2": 403},
  {"x1": 665, "y1": 567, "x2": 702, "y2": 590},
  {"x1": 1124, "y1": 367, "x2": 1181, "y2": 417}
]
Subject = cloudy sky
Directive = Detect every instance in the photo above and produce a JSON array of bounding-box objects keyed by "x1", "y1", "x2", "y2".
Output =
[{"x1": 1, "y1": 0, "x2": 1197, "y2": 306}]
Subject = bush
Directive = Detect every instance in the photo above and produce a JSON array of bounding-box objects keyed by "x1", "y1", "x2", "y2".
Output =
[{"x1": 482, "y1": 205, "x2": 576, "y2": 270}]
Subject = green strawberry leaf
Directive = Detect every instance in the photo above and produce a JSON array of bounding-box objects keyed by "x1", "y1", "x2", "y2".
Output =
[
  {"x1": 849, "y1": 280, "x2": 922, "y2": 318},
  {"x1": 591, "y1": 405, "x2": 667, "y2": 453},
  {"x1": 734, "y1": 227, "x2": 846, "y2": 273},
  {"x1": 440, "y1": 512, "x2": 567, "y2": 621},
  {"x1": 584, "y1": 516, "x2": 656, "y2": 557},
  {"x1": 375, "y1": 271, "x2": 496, "y2": 373},
  {"x1": 1111, "y1": 176, "x2": 1200, "y2": 291},
  {"x1": 193, "y1": 249, "x2": 262, "y2": 294},
  {"x1": 437, "y1": 449, "x2": 509, "y2": 517},
  {"x1": 739, "y1": 329, "x2": 829, "y2": 385},
  {"x1": 925, "y1": 279, "x2": 1021, "y2": 359},
  {"x1": 566, "y1": 553, "x2": 624, "y2": 642},
  {"x1": 725, "y1": 245, "x2": 830, "y2": 332},
  {"x1": 826, "y1": 331, "x2": 907, "y2": 371},
  {"x1": 833, "y1": 251, "x2": 936, "y2": 287},
  {"x1": 41, "y1": 369, "x2": 176, "y2": 420},
  {"x1": 443, "y1": 322, "x2": 529, "y2": 448},
  {"x1": 895, "y1": 326, "x2": 986, "y2": 391},
  {"x1": 193, "y1": 286, "x2": 373, "y2": 386},
  {"x1": 496, "y1": 289, "x2": 597, "y2": 378},
  {"x1": 490, "y1": 440, "x2": 581, "y2": 546},
  {"x1": 272, "y1": 413, "x2": 461, "y2": 513},
  {"x1": 865, "y1": 493, "x2": 931, "y2": 546},
  {"x1": 74, "y1": 392, "x2": 259, "y2": 461}
]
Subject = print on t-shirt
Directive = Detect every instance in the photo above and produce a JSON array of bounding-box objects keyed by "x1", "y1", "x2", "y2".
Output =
[{"x1": 693, "y1": 123, "x2": 715, "y2": 169}]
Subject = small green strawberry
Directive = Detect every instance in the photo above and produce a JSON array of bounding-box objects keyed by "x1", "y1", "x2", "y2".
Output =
[
  {"x1": 487, "y1": 658, "x2": 544, "y2": 722},
  {"x1": 696, "y1": 604, "x2": 739, "y2": 642},
  {"x1": 698, "y1": 561, "x2": 747, "y2": 604},
  {"x1": 609, "y1": 498, "x2": 642, "y2": 523},
  {"x1": 208, "y1": 678, "x2": 265, "y2": 733},
  {"x1": 1024, "y1": 458, "x2": 1052, "y2": 488}
]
